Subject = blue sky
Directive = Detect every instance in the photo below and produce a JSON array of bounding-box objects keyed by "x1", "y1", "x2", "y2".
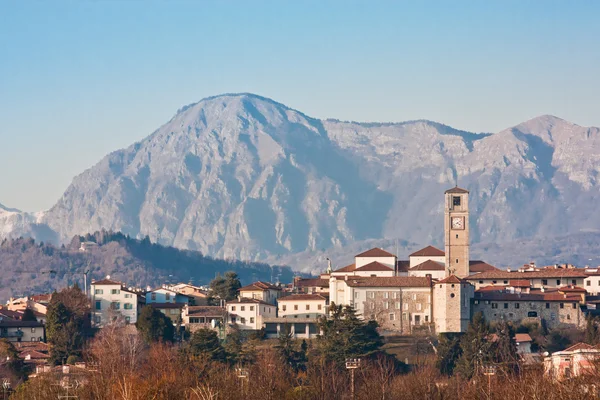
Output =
[{"x1": 1, "y1": 1, "x2": 599, "y2": 211}]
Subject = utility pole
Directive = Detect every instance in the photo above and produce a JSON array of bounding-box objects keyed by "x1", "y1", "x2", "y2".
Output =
[{"x1": 345, "y1": 358, "x2": 361, "y2": 400}]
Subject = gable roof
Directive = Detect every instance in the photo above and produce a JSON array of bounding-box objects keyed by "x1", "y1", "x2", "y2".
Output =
[
  {"x1": 91, "y1": 278, "x2": 123, "y2": 286},
  {"x1": 445, "y1": 186, "x2": 469, "y2": 194},
  {"x1": 279, "y1": 294, "x2": 328, "y2": 302},
  {"x1": 187, "y1": 306, "x2": 226, "y2": 316},
  {"x1": 344, "y1": 276, "x2": 431, "y2": 288},
  {"x1": 410, "y1": 260, "x2": 445, "y2": 271},
  {"x1": 333, "y1": 263, "x2": 356, "y2": 273},
  {"x1": 515, "y1": 333, "x2": 532, "y2": 343},
  {"x1": 409, "y1": 245, "x2": 445, "y2": 257},
  {"x1": 239, "y1": 281, "x2": 281, "y2": 292},
  {"x1": 295, "y1": 278, "x2": 329, "y2": 288},
  {"x1": 227, "y1": 297, "x2": 275, "y2": 306},
  {"x1": 355, "y1": 261, "x2": 394, "y2": 272},
  {"x1": 469, "y1": 260, "x2": 499, "y2": 273},
  {"x1": 509, "y1": 280, "x2": 531, "y2": 288},
  {"x1": 355, "y1": 248, "x2": 396, "y2": 258},
  {"x1": 438, "y1": 275, "x2": 466, "y2": 284},
  {"x1": 558, "y1": 285, "x2": 586, "y2": 293},
  {"x1": 563, "y1": 342, "x2": 595, "y2": 352}
]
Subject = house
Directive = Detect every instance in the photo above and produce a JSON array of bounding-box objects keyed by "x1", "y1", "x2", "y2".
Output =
[
  {"x1": 168, "y1": 283, "x2": 209, "y2": 305},
  {"x1": 0, "y1": 320, "x2": 45, "y2": 342},
  {"x1": 544, "y1": 343, "x2": 600, "y2": 380},
  {"x1": 6, "y1": 295, "x2": 49, "y2": 315},
  {"x1": 79, "y1": 241, "x2": 98, "y2": 252},
  {"x1": 293, "y1": 278, "x2": 329, "y2": 295},
  {"x1": 182, "y1": 305, "x2": 226, "y2": 332},
  {"x1": 515, "y1": 333, "x2": 533, "y2": 354},
  {"x1": 146, "y1": 286, "x2": 192, "y2": 305},
  {"x1": 238, "y1": 282, "x2": 282, "y2": 305},
  {"x1": 227, "y1": 298, "x2": 276, "y2": 330},
  {"x1": 148, "y1": 303, "x2": 184, "y2": 324},
  {"x1": 583, "y1": 268, "x2": 600, "y2": 295},
  {"x1": 466, "y1": 269, "x2": 588, "y2": 291},
  {"x1": 91, "y1": 277, "x2": 141, "y2": 327},
  {"x1": 278, "y1": 294, "x2": 328, "y2": 319}
]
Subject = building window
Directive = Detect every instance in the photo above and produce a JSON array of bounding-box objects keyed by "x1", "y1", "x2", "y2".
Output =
[
  {"x1": 556, "y1": 280, "x2": 561, "y2": 285},
  {"x1": 384, "y1": 302, "x2": 389, "y2": 310},
  {"x1": 170, "y1": 309, "x2": 178, "y2": 315},
  {"x1": 515, "y1": 303, "x2": 520, "y2": 309},
  {"x1": 384, "y1": 292, "x2": 389, "y2": 299},
  {"x1": 587, "y1": 281, "x2": 591, "y2": 286},
  {"x1": 124, "y1": 303, "x2": 133, "y2": 310},
  {"x1": 403, "y1": 303, "x2": 409, "y2": 310},
  {"x1": 282, "y1": 305, "x2": 286, "y2": 311},
  {"x1": 450, "y1": 293, "x2": 456, "y2": 298},
  {"x1": 573, "y1": 303, "x2": 577, "y2": 309},
  {"x1": 231, "y1": 316, "x2": 236, "y2": 323},
  {"x1": 492, "y1": 281, "x2": 497, "y2": 284},
  {"x1": 250, "y1": 306, "x2": 254, "y2": 311},
  {"x1": 425, "y1": 315, "x2": 429, "y2": 322},
  {"x1": 389, "y1": 313, "x2": 395, "y2": 321},
  {"x1": 95, "y1": 301, "x2": 102, "y2": 310},
  {"x1": 412, "y1": 294, "x2": 417, "y2": 300},
  {"x1": 318, "y1": 304, "x2": 322, "y2": 310},
  {"x1": 94, "y1": 316, "x2": 101, "y2": 324},
  {"x1": 393, "y1": 292, "x2": 398, "y2": 299},
  {"x1": 528, "y1": 311, "x2": 538, "y2": 317},
  {"x1": 560, "y1": 303, "x2": 564, "y2": 309},
  {"x1": 125, "y1": 316, "x2": 130, "y2": 323},
  {"x1": 542, "y1": 280, "x2": 548, "y2": 286},
  {"x1": 241, "y1": 318, "x2": 246, "y2": 324},
  {"x1": 491, "y1": 303, "x2": 498, "y2": 309},
  {"x1": 479, "y1": 281, "x2": 483, "y2": 284},
  {"x1": 504, "y1": 303, "x2": 508, "y2": 309},
  {"x1": 396, "y1": 302, "x2": 400, "y2": 309},
  {"x1": 231, "y1": 306, "x2": 236, "y2": 311},
  {"x1": 164, "y1": 293, "x2": 170, "y2": 301},
  {"x1": 546, "y1": 303, "x2": 550, "y2": 309},
  {"x1": 31, "y1": 328, "x2": 36, "y2": 333},
  {"x1": 241, "y1": 306, "x2": 245, "y2": 311},
  {"x1": 306, "y1": 305, "x2": 310, "y2": 310},
  {"x1": 402, "y1": 313, "x2": 408, "y2": 321},
  {"x1": 151, "y1": 293, "x2": 156, "y2": 301},
  {"x1": 567, "y1": 314, "x2": 571, "y2": 320},
  {"x1": 95, "y1": 289, "x2": 103, "y2": 295},
  {"x1": 371, "y1": 303, "x2": 375, "y2": 310},
  {"x1": 503, "y1": 281, "x2": 508, "y2": 284},
  {"x1": 474, "y1": 300, "x2": 479, "y2": 305},
  {"x1": 294, "y1": 305, "x2": 299, "y2": 311},
  {"x1": 572, "y1": 280, "x2": 577, "y2": 285},
  {"x1": 111, "y1": 289, "x2": 120, "y2": 295},
  {"x1": 455, "y1": 234, "x2": 458, "y2": 239},
  {"x1": 453, "y1": 196, "x2": 461, "y2": 206},
  {"x1": 111, "y1": 302, "x2": 120, "y2": 310},
  {"x1": 124, "y1": 293, "x2": 132, "y2": 298},
  {"x1": 456, "y1": 259, "x2": 459, "y2": 264},
  {"x1": 250, "y1": 317, "x2": 254, "y2": 323},
  {"x1": 416, "y1": 303, "x2": 422, "y2": 311}
]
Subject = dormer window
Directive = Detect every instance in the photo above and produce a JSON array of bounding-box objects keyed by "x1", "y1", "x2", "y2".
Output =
[{"x1": 453, "y1": 196, "x2": 461, "y2": 207}]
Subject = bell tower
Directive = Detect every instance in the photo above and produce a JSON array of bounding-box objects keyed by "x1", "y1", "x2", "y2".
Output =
[{"x1": 444, "y1": 187, "x2": 470, "y2": 278}]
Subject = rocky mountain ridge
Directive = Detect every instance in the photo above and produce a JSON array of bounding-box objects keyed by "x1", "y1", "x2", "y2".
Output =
[{"x1": 2, "y1": 93, "x2": 600, "y2": 271}]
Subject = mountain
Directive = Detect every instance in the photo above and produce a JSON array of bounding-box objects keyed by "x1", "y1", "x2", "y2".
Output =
[
  {"x1": 2, "y1": 94, "x2": 600, "y2": 270},
  {"x1": 0, "y1": 231, "x2": 294, "y2": 301}
]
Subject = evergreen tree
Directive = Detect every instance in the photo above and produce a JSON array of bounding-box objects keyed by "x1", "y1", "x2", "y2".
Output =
[
  {"x1": 584, "y1": 315, "x2": 600, "y2": 345},
  {"x1": 135, "y1": 305, "x2": 175, "y2": 343},
  {"x1": 46, "y1": 286, "x2": 89, "y2": 365},
  {"x1": 435, "y1": 333, "x2": 462, "y2": 376},
  {"x1": 275, "y1": 324, "x2": 307, "y2": 371},
  {"x1": 21, "y1": 308, "x2": 37, "y2": 322},
  {"x1": 492, "y1": 321, "x2": 519, "y2": 375},
  {"x1": 188, "y1": 329, "x2": 227, "y2": 361},
  {"x1": 208, "y1": 271, "x2": 242, "y2": 303},
  {"x1": 0, "y1": 339, "x2": 26, "y2": 382},
  {"x1": 455, "y1": 312, "x2": 492, "y2": 380},
  {"x1": 317, "y1": 303, "x2": 383, "y2": 368}
]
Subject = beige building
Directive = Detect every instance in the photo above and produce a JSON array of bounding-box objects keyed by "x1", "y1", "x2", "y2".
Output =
[
  {"x1": 433, "y1": 275, "x2": 474, "y2": 333},
  {"x1": 91, "y1": 277, "x2": 140, "y2": 327},
  {"x1": 182, "y1": 305, "x2": 226, "y2": 334},
  {"x1": 239, "y1": 282, "x2": 282, "y2": 305},
  {"x1": 545, "y1": 343, "x2": 600, "y2": 380},
  {"x1": 278, "y1": 294, "x2": 328, "y2": 319},
  {"x1": 168, "y1": 283, "x2": 209, "y2": 305},
  {"x1": 227, "y1": 298, "x2": 276, "y2": 330},
  {"x1": 444, "y1": 187, "x2": 470, "y2": 278},
  {"x1": 0, "y1": 320, "x2": 45, "y2": 342},
  {"x1": 465, "y1": 269, "x2": 588, "y2": 290}
]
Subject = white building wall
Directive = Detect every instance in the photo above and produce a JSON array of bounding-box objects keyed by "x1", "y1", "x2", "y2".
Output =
[
  {"x1": 227, "y1": 303, "x2": 276, "y2": 330},
  {"x1": 584, "y1": 275, "x2": 600, "y2": 295},
  {"x1": 408, "y1": 270, "x2": 445, "y2": 279},
  {"x1": 91, "y1": 283, "x2": 138, "y2": 327},
  {"x1": 278, "y1": 299, "x2": 326, "y2": 319}
]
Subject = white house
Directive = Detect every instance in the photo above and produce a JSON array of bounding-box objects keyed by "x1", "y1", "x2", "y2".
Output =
[
  {"x1": 238, "y1": 282, "x2": 282, "y2": 305},
  {"x1": 0, "y1": 320, "x2": 45, "y2": 342},
  {"x1": 278, "y1": 294, "x2": 328, "y2": 319},
  {"x1": 227, "y1": 298, "x2": 276, "y2": 330},
  {"x1": 409, "y1": 246, "x2": 446, "y2": 268},
  {"x1": 91, "y1": 277, "x2": 140, "y2": 327},
  {"x1": 146, "y1": 287, "x2": 191, "y2": 305},
  {"x1": 584, "y1": 268, "x2": 600, "y2": 295}
]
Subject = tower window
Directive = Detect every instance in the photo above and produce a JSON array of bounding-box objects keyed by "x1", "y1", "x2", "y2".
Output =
[
  {"x1": 456, "y1": 259, "x2": 459, "y2": 263},
  {"x1": 452, "y1": 196, "x2": 461, "y2": 206},
  {"x1": 455, "y1": 234, "x2": 459, "y2": 239}
]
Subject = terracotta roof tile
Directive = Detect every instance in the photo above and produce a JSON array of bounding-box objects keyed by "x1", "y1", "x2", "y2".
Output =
[
  {"x1": 438, "y1": 275, "x2": 466, "y2": 284},
  {"x1": 509, "y1": 280, "x2": 531, "y2": 287},
  {"x1": 558, "y1": 285, "x2": 586, "y2": 293},
  {"x1": 91, "y1": 278, "x2": 123, "y2": 286},
  {"x1": 228, "y1": 298, "x2": 275, "y2": 306},
  {"x1": 295, "y1": 278, "x2": 329, "y2": 288},
  {"x1": 515, "y1": 333, "x2": 532, "y2": 343},
  {"x1": 333, "y1": 263, "x2": 356, "y2": 273},
  {"x1": 467, "y1": 269, "x2": 588, "y2": 280},
  {"x1": 410, "y1": 260, "x2": 445, "y2": 271},
  {"x1": 409, "y1": 245, "x2": 445, "y2": 257},
  {"x1": 344, "y1": 276, "x2": 431, "y2": 288},
  {"x1": 469, "y1": 261, "x2": 499, "y2": 273},
  {"x1": 563, "y1": 342, "x2": 595, "y2": 352},
  {"x1": 187, "y1": 306, "x2": 226, "y2": 316},
  {"x1": 279, "y1": 294, "x2": 328, "y2": 302},
  {"x1": 355, "y1": 248, "x2": 396, "y2": 258},
  {"x1": 355, "y1": 261, "x2": 394, "y2": 272},
  {"x1": 475, "y1": 291, "x2": 581, "y2": 302},
  {"x1": 239, "y1": 281, "x2": 281, "y2": 292}
]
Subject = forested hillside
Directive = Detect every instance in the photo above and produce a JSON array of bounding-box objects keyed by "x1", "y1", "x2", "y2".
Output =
[{"x1": 0, "y1": 230, "x2": 294, "y2": 301}]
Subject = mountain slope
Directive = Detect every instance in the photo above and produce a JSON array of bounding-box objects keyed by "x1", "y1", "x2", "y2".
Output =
[{"x1": 2, "y1": 94, "x2": 600, "y2": 267}]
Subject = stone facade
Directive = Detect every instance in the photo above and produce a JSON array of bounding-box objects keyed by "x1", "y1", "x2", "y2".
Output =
[
  {"x1": 433, "y1": 277, "x2": 474, "y2": 333},
  {"x1": 362, "y1": 288, "x2": 432, "y2": 334},
  {"x1": 444, "y1": 188, "x2": 470, "y2": 278}
]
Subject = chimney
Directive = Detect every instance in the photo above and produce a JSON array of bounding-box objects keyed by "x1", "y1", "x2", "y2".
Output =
[
  {"x1": 541, "y1": 286, "x2": 545, "y2": 293},
  {"x1": 345, "y1": 275, "x2": 348, "y2": 281},
  {"x1": 507, "y1": 268, "x2": 511, "y2": 272}
]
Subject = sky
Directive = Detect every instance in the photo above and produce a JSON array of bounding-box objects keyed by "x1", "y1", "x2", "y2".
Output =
[{"x1": 1, "y1": 1, "x2": 599, "y2": 211}]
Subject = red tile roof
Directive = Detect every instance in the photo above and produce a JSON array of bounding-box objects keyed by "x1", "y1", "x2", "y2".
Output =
[
  {"x1": 333, "y1": 263, "x2": 356, "y2": 273},
  {"x1": 410, "y1": 260, "x2": 445, "y2": 271},
  {"x1": 295, "y1": 278, "x2": 329, "y2": 288},
  {"x1": 563, "y1": 342, "x2": 595, "y2": 352},
  {"x1": 355, "y1": 261, "x2": 394, "y2": 272},
  {"x1": 355, "y1": 248, "x2": 396, "y2": 258},
  {"x1": 409, "y1": 245, "x2": 445, "y2": 257},
  {"x1": 558, "y1": 285, "x2": 586, "y2": 293},
  {"x1": 148, "y1": 302, "x2": 184, "y2": 309},
  {"x1": 279, "y1": 294, "x2": 328, "y2": 302},
  {"x1": 239, "y1": 281, "x2": 281, "y2": 292},
  {"x1": 515, "y1": 333, "x2": 532, "y2": 343},
  {"x1": 228, "y1": 298, "x2": 275, "y2": 306},
  {"x1": 445, "y1": 186, "x2": 469, "y2": 194},
  {"x1": 344, "y1": 276, "x2": 431, "y2": 288},
  {"x1": 467, "y1": 269, "x2": 589, "y2": 280},
  {"x1": 475, "y1": 290, "x2": 581, "y2": 302},
  {"x1": 187, "y1": 306, "x2": 226, "y2": 316},
  {"x1": 19, "y1": 350, "x2": 49, "y2": 360},
  {"x1": 469, "y1": 261, "x2": 499, "y2": 273},
  {"x1": 438, "y1": 275, "x2": 466, "y2": 284},
  {"x1": 91, "y1": 278, "x2": 123, "y2": 286}
]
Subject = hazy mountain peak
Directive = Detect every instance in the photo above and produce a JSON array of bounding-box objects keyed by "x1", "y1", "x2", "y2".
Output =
[{"x1": 0, "y1": 203, "x2": 20, "y2": 214}]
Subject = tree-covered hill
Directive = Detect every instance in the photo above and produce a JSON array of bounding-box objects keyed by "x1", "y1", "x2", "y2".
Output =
[{"x1": 0, "y1": 230, "x2": 294, "y2": 301}]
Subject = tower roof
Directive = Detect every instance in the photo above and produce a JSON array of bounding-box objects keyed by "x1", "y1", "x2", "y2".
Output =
[
  {"x1": 438, "y1": 275, "x2": 467, "y2": 284},
  {"x1": 445, "y1": 186, "x2": 469, "y2": 194}
]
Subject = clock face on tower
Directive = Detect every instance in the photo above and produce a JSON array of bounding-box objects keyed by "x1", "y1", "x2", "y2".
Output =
[{"x1": 451, "y1": 217, "x2": 464, "y2": 230}]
